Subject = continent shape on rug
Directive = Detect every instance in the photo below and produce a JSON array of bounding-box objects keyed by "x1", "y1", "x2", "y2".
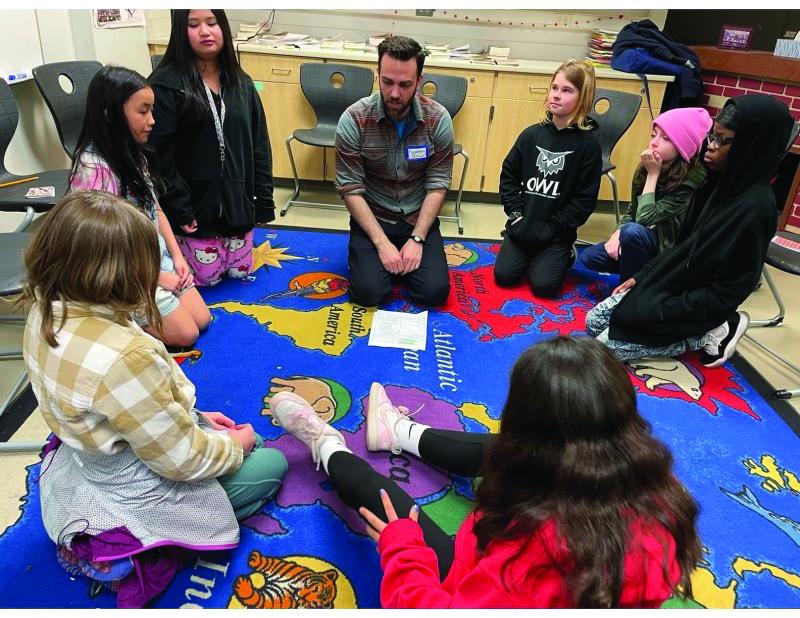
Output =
[{"x1": 1, "y1": 227, "x2": 799, "y2": 609}]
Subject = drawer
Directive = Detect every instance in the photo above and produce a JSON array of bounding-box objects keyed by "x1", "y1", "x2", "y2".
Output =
[
  {"x1": 328, "y1": 60, "x2": 494, "y2": 98},
  {"x1": 420, "y1": 67, "x2": 494, "y2": 98},
  {"x1": 494, "y1": 73, "x2": 551, "y2": 101},
  {"x1": 240, "y1": 54, "x2": 312, "y2": 84}
]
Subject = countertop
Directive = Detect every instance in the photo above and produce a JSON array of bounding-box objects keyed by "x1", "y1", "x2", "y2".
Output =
[{"x1": 148, "y1": 36, "x2": 673, "y2": 82}]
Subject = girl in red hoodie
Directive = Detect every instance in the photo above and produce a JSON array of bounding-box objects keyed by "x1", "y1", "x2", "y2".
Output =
[{"x1": 271, "y1": 336, "x2": 700, "y2": 608}]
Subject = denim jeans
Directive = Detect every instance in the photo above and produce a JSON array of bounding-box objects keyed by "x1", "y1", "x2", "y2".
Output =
[{"x1": 580, "y1": 222, "x2": 658, "y2": 281}]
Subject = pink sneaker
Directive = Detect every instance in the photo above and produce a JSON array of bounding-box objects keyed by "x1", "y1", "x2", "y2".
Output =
[
  {"x1": 271, "y1": 391, "x2": 346, "y2": 469},
  {"x1": 366, "y1": 382, "x2": 410, "y2": 454}
]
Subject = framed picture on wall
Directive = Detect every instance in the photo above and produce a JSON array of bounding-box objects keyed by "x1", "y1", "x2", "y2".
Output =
[{"x1": 718, "y1": 24, "x2": 754, "y2": 50}]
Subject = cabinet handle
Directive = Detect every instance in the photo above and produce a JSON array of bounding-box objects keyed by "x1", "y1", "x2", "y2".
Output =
[
  {"x1": 272, "y1": 68, "x2": 292, "y2": 75},
  {"x1": 470, "y1": 77, "x2": 476, "y2": 83},
  {"x1": 529, "y1": 85, "x2": 545, "y2": 93}
]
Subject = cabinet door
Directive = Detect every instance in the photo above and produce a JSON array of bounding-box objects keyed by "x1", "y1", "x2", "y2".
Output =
[
  {"x1": 256, "y1": 81, "x2": 324, "y2": 181},
  {"x1": 482, "y1": 99, "x2": 545, "y2": 194},
  {"x1": 451, "y1": 97, "x2": 492, "y2": 192}
]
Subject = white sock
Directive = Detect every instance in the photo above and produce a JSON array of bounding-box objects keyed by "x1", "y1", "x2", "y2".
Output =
[
  {"x1": 319, "y1": 436, "x2": 351, "y2": 475},
  {"x1": 394, "y1": 418, "x2": 430, "y2": 458}
]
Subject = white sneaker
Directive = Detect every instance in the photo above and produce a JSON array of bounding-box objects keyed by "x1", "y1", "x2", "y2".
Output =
[
  {"x1": 271, "y1": 391, "x2": 346, "y2": 470},
  {"x1": 700, "y1": 311, "x2": 750, "y2": 368},
  {"x1": 366, "y1": 382, "x2": 410, "y2": 455}
]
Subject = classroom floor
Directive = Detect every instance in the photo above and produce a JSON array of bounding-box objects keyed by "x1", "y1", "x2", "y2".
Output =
[{"x1": 1, "y1": 185, "x2": 799, "y2": 533}]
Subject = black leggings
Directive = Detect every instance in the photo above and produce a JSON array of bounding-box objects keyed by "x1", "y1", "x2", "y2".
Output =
[{"x1": 327, "y1": 429, "x2": 495, "y2": 579}]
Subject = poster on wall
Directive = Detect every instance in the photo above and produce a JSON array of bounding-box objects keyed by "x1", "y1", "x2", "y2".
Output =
[{"x1": 93, "y1": 9, "x2": 145, "y2": 29}]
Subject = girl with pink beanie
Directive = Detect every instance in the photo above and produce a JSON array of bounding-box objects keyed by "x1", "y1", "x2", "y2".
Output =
[{"x1": 581, "y1": 107, "x2": 712, "y2": 280}]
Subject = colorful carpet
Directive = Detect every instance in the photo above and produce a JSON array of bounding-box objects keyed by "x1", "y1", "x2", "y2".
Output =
[{"x1": 1, "y1": 226, "x2": 799, "y2": 608}]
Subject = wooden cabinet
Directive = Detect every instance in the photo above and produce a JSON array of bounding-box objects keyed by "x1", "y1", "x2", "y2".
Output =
[
  {"x1": 241, "y1": 53, "x2": 325, "y2": 181},
  {"x1": 255, "y1": 81, "x2": 325, "y2": 180},
  {"x1": 148, "y1": 46, "x2": 670, "y2": 201},
  {"x1": 483, "y1": 99, "x2": 546, "y2": 194}
]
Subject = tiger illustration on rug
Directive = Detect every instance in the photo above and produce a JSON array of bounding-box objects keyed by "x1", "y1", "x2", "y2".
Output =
[{"x1": 232, "y1": 551, "x2": 339, "y2": 609}]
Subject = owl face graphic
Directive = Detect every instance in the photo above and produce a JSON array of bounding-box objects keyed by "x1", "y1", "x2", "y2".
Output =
[{"x1": 535, "y1": 146, "x2": 574, "y2": 177}]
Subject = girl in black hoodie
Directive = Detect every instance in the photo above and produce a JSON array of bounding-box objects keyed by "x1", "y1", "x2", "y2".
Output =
[
  {"x1": 148, "y1": 9, "x2": 274, "y2": 287},
  {"x1": 494, "y1": 59, "x2": 603, "y2": 298},
  {"x1": 586, "y1": 94, "x2": 794, "y2": 367}
]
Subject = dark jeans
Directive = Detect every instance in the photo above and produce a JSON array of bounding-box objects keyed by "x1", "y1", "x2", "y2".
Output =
[
  {"x1": 327, "y1": 429, "x2": 494, "y2": 580},
  {"x1": 348, "y1": 216, "x2": 450, "y2": 307},
  {"x1": 580, "y1": 222, "x2": 658, "y2": 281},
  {"x1": 493, "y1": 235, "x2": 574, "y2": 298}
]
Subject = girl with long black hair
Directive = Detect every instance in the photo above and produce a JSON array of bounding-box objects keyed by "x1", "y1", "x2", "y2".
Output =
[
  {"x1": 70, "y1": 65, "x2": 210, "y2": 347},
  {"x1": 148, "y1": 9, "x2": 274, "y2": 287},
  {"x1": 270, "y1": 336, "x2": 701, "y2": 608}
]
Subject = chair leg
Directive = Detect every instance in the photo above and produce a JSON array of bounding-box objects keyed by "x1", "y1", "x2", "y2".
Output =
[
  {"x1": 742, "y1": 332, "x2": 800, "y2": 400},
  {"x1": 0, "y1": 369, "x2": 28, "y2": 415},
  {"x1": 280, "y1": 135, "x2": 301, "y2": 217},
  {"x1": 749, "y1": 267, "x2": 785, "y2": 327},
  {"x1": 607, "y1": 171, "x2": 620, "y2": 223},
  {"x1": 14, "y1": 206, "x2": 35, "y2": 233},
  {"x1": 0, "y1": 441, "x2": 44, "y2": 453},
  {"x1": 455, "y1": 150, "x2": 468, "y2": 235}
]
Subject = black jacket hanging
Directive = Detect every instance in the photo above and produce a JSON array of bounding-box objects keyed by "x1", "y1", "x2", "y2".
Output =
[{"x1": 611, "y1": 19, "x2": 703, "y2": 111}]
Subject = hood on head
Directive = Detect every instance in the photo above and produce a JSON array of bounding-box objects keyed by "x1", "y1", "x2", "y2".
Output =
[{"x1": 714, "y1": 94, "x2": 793, "y2": 200}]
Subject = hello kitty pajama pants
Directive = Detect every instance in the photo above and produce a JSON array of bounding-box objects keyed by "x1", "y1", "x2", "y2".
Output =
[{"x1": 177, "y1": 231, "x2": 254, "y2": 287}]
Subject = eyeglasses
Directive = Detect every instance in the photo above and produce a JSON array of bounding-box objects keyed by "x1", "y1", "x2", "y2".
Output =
[{"x1": 706, "y1": 131, "x2": 735, "y2": 148}]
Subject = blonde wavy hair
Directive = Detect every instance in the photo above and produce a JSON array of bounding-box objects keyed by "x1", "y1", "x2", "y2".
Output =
[
  {"x1": 539, "y1": 59, "x2": 597, "y2": 130},
  {"x1": 15, "y1": 190, "x2": 162, "y2": 346}
]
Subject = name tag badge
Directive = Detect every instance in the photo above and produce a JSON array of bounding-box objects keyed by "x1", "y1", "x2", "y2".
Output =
[{"x1": 406, "y1": 145, "x2": 429, "y2": 161}]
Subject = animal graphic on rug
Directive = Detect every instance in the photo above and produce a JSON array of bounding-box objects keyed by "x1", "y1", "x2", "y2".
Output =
[
  {"x1": 263, "y1": 376, "x2": 351, "y2": 424},
  {"x1": 232, "y1": 551, "x2": 338, "y2": 609},
  {"x1": 262, "y1": 272, "x2": 350, "y2": 301},
  {"x1": 628, "y1": 358, "x2": 703, "y2": 400}
]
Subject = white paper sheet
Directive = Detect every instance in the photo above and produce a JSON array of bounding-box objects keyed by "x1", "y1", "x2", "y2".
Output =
[{"x1": 367, "y1": 310, "x2": 428, "y2": 351}]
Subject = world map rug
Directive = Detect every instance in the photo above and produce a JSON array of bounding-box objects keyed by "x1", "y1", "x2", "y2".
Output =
[{"x1": 1, "y1": 225, "x2": 800, "y2": 608}]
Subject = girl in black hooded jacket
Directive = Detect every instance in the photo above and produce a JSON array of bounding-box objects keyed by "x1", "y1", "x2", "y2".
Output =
[
  {"x1": 585, "y1": 94, "x2": 794, "y2": 367},
  {"x1": 148, "y1": 9, "x2": 274, "y2": 287}
]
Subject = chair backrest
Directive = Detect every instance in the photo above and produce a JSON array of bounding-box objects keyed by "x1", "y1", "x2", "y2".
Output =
[
  {"x1": 417, "y1": 73, "x2": 467, "y2": 119},
  {"x1": 32, "y1": 61, "x2": 103, "y2": 158},
  {"x1": 590, "y1": 88, "x2": 642, "y2": 169},
  {"x1": 0, "y1": 79, "x2": 19, "y2": 180},
  {"x1": 786, "y1": 121, "x2": 800, "y2": 154},
  {"x1": 299, "y1": 62, "x2": 374, "y2": 129},
  {"x1": 151, "y1": 54, "x2": 164, "y2": 72}
]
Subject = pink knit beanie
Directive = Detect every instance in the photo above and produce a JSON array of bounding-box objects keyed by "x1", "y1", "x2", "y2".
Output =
[{"x1": 653, "y1": 107, "x2": 713, "y2": 162}]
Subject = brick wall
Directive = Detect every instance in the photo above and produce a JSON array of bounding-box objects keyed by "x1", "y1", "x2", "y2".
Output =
[{"x1": 700, "y1": 72, "x2": 800, "y2": 228}]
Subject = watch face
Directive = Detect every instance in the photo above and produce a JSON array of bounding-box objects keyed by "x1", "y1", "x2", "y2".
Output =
[{"x1": 412, "y1": 235, "x2": 424, "y2": 244}]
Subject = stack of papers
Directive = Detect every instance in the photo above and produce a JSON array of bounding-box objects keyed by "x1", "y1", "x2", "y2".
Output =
[
  {"x1": 469, "y1": 47, "x2": 519, "y2": 66},
  {"x1": 344, "y1": 40, "x2": 367, "y2": 52},
  {"x1": 448, "y1": 44, "x2": 471, "y2": 60},
  {"x1": 321, "y1": 35, "x2": 344, "y2": 51},
  {"x1": 369, "y1": 33, "x2": 392, "y2": 47},
  {"x1": 488, "y1": 46, "x2": 511, "y2": 59},
  {"x1": 236, "y1": 22, "x2": 268, "y2": 41},
  {"x1": 586, "y1": 28, "x2": 618, "y2": 67}
]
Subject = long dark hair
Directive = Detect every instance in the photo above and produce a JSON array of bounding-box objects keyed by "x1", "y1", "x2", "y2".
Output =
[
  {"x1": 156, "y1": 9, "x2": 246, "y2": 117},
  {"x1": 632, "y1": 155, "x2": 696, "y2": 198},
  {"x1": 474, "y1": 336, "x2": 700, "y2": 607},
  {"x1": 70, "y1": 65, "x2": 156, "y2": 207}
]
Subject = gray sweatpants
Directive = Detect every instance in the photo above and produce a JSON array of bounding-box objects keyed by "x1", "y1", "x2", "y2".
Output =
[{"x1": 585, "y1": 292, "x2": 708, "y2": 362}]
